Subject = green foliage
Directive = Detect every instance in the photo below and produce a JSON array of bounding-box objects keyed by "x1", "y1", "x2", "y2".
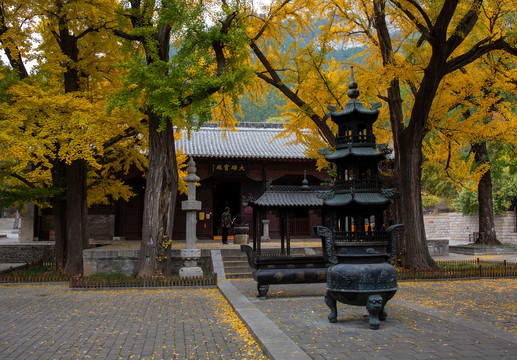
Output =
[
  {"x1": 17, "y1": 266, "x2": 51, "y2": 274},
  {"x1": 0, "y1": 185, "x2": 65, "y2": 210},
  {"x1": 421, "y1": 165, "x2": 459, "y2": 206},
  {"x1": 0, "y1": 65, "x2": 21, "y2": 103},
  {"x1": 452, "y1": 187, "x2": 479, "y2": 215},
  {"x1": 236, "y1": 89, "x2": 286, "y2": 122},
  {"x1": 112, "y1": 0, "x2": 253, "y2": 131},
  {"x1": 451, "y1": 143, "x2": 517, "y2": 215},
  {"x1": 421, "y1": 192, "x2": 441, "y2": 210}
]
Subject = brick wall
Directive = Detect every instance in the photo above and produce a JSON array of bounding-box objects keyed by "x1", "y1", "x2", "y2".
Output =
[{"x1": 424, "y1": 212, "x2": 517, "y2": 244}]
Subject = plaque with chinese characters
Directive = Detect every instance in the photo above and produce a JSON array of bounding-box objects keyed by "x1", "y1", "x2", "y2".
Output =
[{"x1": 210, "y1": 161, "x2": 249, "y2": 175}]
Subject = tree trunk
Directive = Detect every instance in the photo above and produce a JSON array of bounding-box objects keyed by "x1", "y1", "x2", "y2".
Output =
[
  {"x1": 372, "y1": 0, "x2": 438, "y2": 270},
  {"x1": 137, "y1": 111, "x2": 178, "y2": 277},
  {"x1": 395, "y1": 135, "x2": 439, "y2": 270},
  {"x1": 472, "y1": 141, "x2": 500, "y2": 245},
  {"x1": 64, "y1": 159, "x2": 88, "y2": 276},
  {"x1": 57, "y1": 19, "x2": 90, "y2": 276},
  {"x1": 51, "y1": 159, "x2": 67, "y2": 270}
]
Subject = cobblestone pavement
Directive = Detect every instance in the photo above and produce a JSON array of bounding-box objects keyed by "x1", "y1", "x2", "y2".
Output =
[
  {"x1": 231, "y1": 279, "x2": 517, "y2": 360},
  {"x1": 0, "y1": 284, "x2": 266, "y2": 360}
]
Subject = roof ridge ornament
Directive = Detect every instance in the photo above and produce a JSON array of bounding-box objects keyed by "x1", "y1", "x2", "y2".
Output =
[
  {"x1": 301, "y1": 170, "x2": 309, "y2": 191},
  {"x1": 347, "y1": 66, "x2": 359, "y2": 100}
]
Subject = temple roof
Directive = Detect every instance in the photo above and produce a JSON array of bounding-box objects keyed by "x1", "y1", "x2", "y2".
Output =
[
  {"x1": 176, "y1": 123, "x2": 309, "y2": 160},
  {"x1": 250, "y1": 185, "x2": 328, "y2": 207}
]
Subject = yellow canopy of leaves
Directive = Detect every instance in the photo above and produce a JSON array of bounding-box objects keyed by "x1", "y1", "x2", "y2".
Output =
[
  {"x1": 0, "y1": 0, "x2": 148, "y2": 206},
  {"x1": 241, "y1": 0, "x2": 517, "y2": 186}
]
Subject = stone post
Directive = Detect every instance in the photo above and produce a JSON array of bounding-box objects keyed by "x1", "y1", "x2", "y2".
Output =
[
  {"x1": 260, "y1": 219, "x2": 270, "y2": 242},
  {"x1": 19, "y1": 203, "x2": 35, "y2": 243},
  {"x1": 179, "y1": 158, "x2": 203, "y2": 278}
]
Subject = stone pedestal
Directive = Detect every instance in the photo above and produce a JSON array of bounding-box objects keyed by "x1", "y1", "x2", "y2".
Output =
[
  {"x1": 234, "y1": 234, "x2": 248, "y2": 244},
  {"x1": 234, "y1": 225, "x2": 249, "y2": 244},
  {"x1": 179, "y1": 248, "x2": 203, "y2": 278},
  {"x1": 260, "y1": 219, "x2": 270, "y2": 242}
]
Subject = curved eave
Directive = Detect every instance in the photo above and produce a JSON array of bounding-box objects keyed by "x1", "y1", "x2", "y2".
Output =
[
  {"x1": 324, "y1": 193, "x2": 391, "y2": 207},
  {"x1": 328, "y1": 99, "x2": 379, "y2": 117},
  {"x1": 325, "y1": 147, "x2": 385, "y2": 162}
]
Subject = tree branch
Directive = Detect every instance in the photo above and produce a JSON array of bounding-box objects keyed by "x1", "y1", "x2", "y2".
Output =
[
  {"x1": 9, "y1": 173, "x2": 36, "y2": 188},
  {"x1": 391, "y1": 0, "x2": 431, "y2": 40},
  {"x1": 114, "y1": 28, "x2": 145, "y2": 42},
  {"x1": 445, "y1": 0, "x2": 482, "y2": 57},
  {"x1": 252, "y1": 0, "x2": 292, "y2": 42},
  {"x1": 0, "y1": 5, "x2": 29, "y2": 79},
  {"x1": 446, "y1": 37, "x2": 516, "y2": 73},
  {"x1": 251, "y1": 41, "x2": 335, "y2": 146}
]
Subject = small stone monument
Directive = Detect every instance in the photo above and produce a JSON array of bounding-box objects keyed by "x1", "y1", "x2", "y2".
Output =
[
  {"x1": 260, "y1": 219, "x2": 270, "y2": 242},
  {"x1": 179, "y1": 157, "x2": 203, "y2": 278},
  {"x1": 233, "y1": 225, "x2": 249, "y2": 244}
]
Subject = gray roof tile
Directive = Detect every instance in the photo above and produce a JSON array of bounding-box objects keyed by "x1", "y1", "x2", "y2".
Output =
[
  {"x1": 252, "y1": 190, "x2": 324, "y2": 207},
  {"x1": 176, "y1": 123, "x2": 309, "y2": 159}
]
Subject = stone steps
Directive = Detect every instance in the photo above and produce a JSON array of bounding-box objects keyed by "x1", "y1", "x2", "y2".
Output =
[{"x1": 221, "y1": 249, "x2": 252, "y2": 279}]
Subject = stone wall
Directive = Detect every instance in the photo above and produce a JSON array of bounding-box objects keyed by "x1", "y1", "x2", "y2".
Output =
[
  {"x1": 41, "y1": 214, "x2": 115, "y2": 241},
  {"x1": 88, "y1": 215, "x2": 115, "y2": 241},
  {"x1": 83, "y1": 247, "x2": 213, "y2": 277},
  {"x1": 427, "y1": 239, "x2": 449, "y2": 256},
  {"x1": 0, "y1": 218, "x2": 17, "y2": 229},
  {"x1": 0, "y1": 244, "x2": 54, "y2": 263},
  {"x1": 424, "y1": 212, "x2": 517, "y2": 244}
]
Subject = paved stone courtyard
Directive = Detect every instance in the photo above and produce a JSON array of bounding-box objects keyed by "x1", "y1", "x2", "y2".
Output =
[
  {"x1": 0, "y1": 284, "x2": 266, "y2": 360},
  {"x1": 230, "y1": 279, "x2": 517, "y2": 360},
  {"x1": 1, "y1": 278, "x2": 517, "y2": 360}
]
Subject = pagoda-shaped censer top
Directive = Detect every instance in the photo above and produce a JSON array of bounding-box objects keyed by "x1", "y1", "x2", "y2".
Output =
[{"x1": 322, "y1": 67, "x2": 392, "y2": 242}]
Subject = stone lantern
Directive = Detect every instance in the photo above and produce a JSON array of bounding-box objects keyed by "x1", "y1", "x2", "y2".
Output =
[{"x1": 180, "y1": 157, "x2": 203, "y2": 278}]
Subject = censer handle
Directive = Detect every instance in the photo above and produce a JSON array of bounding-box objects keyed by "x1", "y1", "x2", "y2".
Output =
[{"x1": 313, "y1": 226, "x2": 337, "y2": 264}]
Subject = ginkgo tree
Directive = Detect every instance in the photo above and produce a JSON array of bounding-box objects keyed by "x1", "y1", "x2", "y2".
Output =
[
  {"x1": 423, "y1": 51, "x2": 517, "y2": 245},
  {"x1": 0, "y1": 0, "x2": 147, "y2": 275},
  {"x1": 112, "y1": 0, "x2": 252, "y2": 277},
  {"x1": 244, "y1": 0, "x2": 517, "y2": 269}
]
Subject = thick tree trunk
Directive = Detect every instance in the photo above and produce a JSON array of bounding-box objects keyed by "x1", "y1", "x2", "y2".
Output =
[
  {"x1": 137, "y1": 111, "x2": 178, "y2": 277},
  {"x1": 57, "y1": 20, "x2": 90, "y2": 276},
  {"x1": 472, "y1": 141, "x2": 500, "y2": 245},
  {"x1": 64, "y1": 159, "x2": 88, "y2": 276},
  {"x1": 395, "y1": 135, "x2": 439, "y2": 270},
  {"x1": 372, "y1": 0, "x2": 438, "y2": 270}
]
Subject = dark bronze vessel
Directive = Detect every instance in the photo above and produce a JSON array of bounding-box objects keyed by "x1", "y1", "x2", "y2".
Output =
[
  {"x1": 315, "y1": 68, "x2": 403, "y2": 329},
  {"x1": 315, "y1": 225, "x2": 402, "y2": 329}
]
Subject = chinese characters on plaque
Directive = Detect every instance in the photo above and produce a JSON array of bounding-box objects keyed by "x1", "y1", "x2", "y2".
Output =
[{"x1": 210, "y1": 161, "x2": 249, "y2": 175}]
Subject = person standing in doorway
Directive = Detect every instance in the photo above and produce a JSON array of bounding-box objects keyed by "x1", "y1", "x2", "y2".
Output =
[{"x1": 221, "y1": 207, "x2": 233, "y2": 244}]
